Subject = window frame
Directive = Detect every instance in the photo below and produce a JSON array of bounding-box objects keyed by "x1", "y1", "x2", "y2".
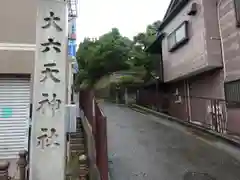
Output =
[
  {"x1": 224, "y1": 80, "x2": 240, "y2": 108},
  {"x1": 174, "y1": 88, "x2": 182, "y2": 104},
  {"x1": 167, "y1": 21, "x2": 189, "y2": 52},
  {"x1": 234, "y1": 0, "x2": 240, "y2": 27}
]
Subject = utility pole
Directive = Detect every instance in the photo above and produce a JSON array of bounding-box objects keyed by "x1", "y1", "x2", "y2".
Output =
[{"x1": 29, "y1": 1, "x2": 68, "y2": 180}]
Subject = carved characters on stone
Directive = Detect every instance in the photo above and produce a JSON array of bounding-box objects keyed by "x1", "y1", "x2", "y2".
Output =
[
  {"x1": 37, "y1": 128, "x2": 60, "y2": 149},
  {"x1": 36, "y1": 10, "x2": 63, "y2": 117},
  {"x1": 41, "y1": 38, "x2": 61, "y2": 53},
  {"x1": 50, "y1": 93, "x2": 61, "y2": 117},
  {"x1": 42, "y1": 11, "x2": 63, "y2": 31},
  {"x1": 40, "y1": 63, "x2": 60, "y2": 83},
  {"x1": 36, "y1": 93, "x2": 61, "y2": 116}
]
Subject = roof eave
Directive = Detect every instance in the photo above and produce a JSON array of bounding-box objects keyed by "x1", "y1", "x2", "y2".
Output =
[
  {"x1": 158, "y1": 0, "x2": 190, "y2": 31},
  {"x1": 163, "y1": 0, "x2": 178, "y2": 20}
]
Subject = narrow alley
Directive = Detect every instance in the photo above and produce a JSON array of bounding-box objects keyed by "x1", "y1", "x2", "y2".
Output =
[{"x1": 101, "y1": 102, "x2": 240, "y2": 180}]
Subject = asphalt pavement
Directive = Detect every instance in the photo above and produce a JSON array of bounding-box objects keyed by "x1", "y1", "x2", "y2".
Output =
[{"x1": 101, "y1": 102, "x2": 240, "y2": 180}]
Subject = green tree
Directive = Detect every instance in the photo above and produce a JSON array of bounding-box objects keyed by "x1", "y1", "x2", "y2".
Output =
[
  {"x1": 130, "y1": 20, "x2": 161, "y2": 80},
  {"x1": 75, "y1": 21, "x2": 161, "y2": 90},
  {"x1": 76, "y1": 28, "x2": 132, "y2": 89}
]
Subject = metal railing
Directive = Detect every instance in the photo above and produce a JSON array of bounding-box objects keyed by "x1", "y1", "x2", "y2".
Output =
[
  {"x1": 79, "y1": 89, "x2": 109, "y2": 180},
  {"x1": 136, "y1": 91, "x2": 240, "y2": 143}
]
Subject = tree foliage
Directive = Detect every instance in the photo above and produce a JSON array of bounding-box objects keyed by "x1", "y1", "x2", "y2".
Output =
[{"x1": 76, "y1": 21, "x2": 161, "y2": 90}]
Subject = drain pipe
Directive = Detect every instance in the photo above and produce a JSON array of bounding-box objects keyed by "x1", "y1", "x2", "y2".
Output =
[
  {"x1": 217, "y1": 0, "x2": 226, "y2": 79},
  {"x1": 217, "y1": 0, "x2": 228, "y2": 133}
]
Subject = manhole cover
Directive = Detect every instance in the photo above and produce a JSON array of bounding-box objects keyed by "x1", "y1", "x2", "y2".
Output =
[{"x1": 183, "y1": 172, "x2": 216, "y2": 180}]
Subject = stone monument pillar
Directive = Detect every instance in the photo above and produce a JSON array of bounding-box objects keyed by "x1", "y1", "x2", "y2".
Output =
[{"x1": 29, "y1": 0, "x2": 68, "y2": 180}]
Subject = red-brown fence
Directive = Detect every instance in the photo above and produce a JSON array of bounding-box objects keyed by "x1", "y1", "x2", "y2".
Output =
[
  {"x1": 136, "y1": 92, "x2": 240, "y2": 143},
  {"x1": 79, "y1": 89, "x2": 108, "y2": 180}
]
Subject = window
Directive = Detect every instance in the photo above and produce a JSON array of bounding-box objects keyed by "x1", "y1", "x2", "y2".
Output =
[
  {"x1": 225, "y1": 80, "x2": 240, "y2": 108},
  {"x1": 167, "y1": 21, "x2": 189, "y2": 52},
  {"x1": 234, "y1": 0, "x2": 240, "y2": 27},
  {"x1": 174, "y1": 88, "x2": 182, "y2": 104}
]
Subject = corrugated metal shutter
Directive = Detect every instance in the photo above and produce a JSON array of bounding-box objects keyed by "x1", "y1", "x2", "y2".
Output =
[{"x1": 0, "y1": 78, "x2": 30, "y2": 159}]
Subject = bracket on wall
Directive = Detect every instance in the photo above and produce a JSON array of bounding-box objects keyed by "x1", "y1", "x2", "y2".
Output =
[{"x1": 187, "y1": 3, "x2": 197, "y2": 16}]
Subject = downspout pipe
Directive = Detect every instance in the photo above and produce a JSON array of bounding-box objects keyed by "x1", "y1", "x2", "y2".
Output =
[
  {"x1": 217, "y1": 0, "x2": 226, "y2": 79},
  {"x1": 217, "y1": 0, "x2": 228, "y2": 133}
]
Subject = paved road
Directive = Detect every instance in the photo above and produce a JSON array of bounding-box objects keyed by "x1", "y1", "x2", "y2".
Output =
[{"x1": 101, "y1": 102, "x2": 240, "y2": 180}]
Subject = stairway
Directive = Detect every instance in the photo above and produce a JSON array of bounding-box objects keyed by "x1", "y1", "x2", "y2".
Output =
[
  {"x1": 69, "y1": 118, "x2": 86, "y2": 158},
  {"x1": 67, "y1": 118, "x2": 88, "y2": 179}
]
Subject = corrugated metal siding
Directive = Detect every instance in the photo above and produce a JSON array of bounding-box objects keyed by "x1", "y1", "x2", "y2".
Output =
[{"x1": 0, "y1": 78, "x2": 30, "y2": 159}]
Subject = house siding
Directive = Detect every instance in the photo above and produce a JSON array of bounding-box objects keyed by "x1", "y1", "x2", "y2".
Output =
[
  {"x1": 166, "y1": 81, "x2": 189, "y2": 121},
  {"x1": 0, "y1": 0, "x2": 36, "y2": 44},
  {"x1": 0, "y1": 0, "x2": 36, "y2": 75},
  {"x1": 138, "y1": 0, "x2": 240, "y2": 136},
  {"x1": 0, "y1": 0, "x2": 36, "y2": 101},
  {"x1": 165, "y1": 69, "x2": 224, "y2": 124},
  {"x1": 162, "y1": 0, "x2": 223, "y2": 82},
  {"x1": 219, "y1": 0, "x2": 240, "y2": 82},
  {"x1": 159, "y1": 0, "x2": 227, "y2": 130},
  {"x1": 188, "y1": 70, "x2": 225, "y2": 125},
  {"x1": 219, "y1": 0, "x2": 240, "y2": 135},
  {"x1": 202, "y1": 0, "x2": 223, "y2": 67}
]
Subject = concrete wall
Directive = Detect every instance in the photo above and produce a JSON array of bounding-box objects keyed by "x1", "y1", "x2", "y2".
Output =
[
  {"x1": 0, "y1": 1, "x2": 74, "y2": 104},
  {"x1": 161, "y1": 0, "x2": 222, "y2": 82},
  {"x1": 0, "y1": 0, "x2": 36, "y2": 75}
]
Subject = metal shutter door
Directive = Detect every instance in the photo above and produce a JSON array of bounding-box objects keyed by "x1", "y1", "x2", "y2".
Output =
[{"x1": 0, "y1": 78, "x2": 30, "y2": 159}]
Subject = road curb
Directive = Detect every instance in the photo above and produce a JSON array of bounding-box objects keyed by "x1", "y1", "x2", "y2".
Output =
[{"x1": 129, "y1": 104, "x2": 240, "y2": 148}]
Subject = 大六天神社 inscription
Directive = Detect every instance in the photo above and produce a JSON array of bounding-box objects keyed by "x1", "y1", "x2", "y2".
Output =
[
  {"x1": 30, "y1": 1, "x2": 68, "y2": 180},
  {"x1": 37, "y1": 128, "x2": 60, "y2": 149},
  {"x1": 37, "y1": 93, "x2": 61, "y2": 116},
  {"x1": 41, "y1": 38, "x2": 61, "y2": 53},
  {"x1": 40, "y1": 63, "x2": 60, "y2": 83},
  {"x1": 42, "y1": 11, "x2": 63, "y2": 32}
]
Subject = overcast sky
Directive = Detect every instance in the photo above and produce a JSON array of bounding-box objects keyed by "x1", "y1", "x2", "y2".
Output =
[{"x1": 76, "y1": 0, "x2": 170, "y2": 44}]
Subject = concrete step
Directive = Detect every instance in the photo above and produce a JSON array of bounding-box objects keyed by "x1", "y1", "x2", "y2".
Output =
[
  {"x1": 70, "y1": 144, "x2": 85, "y2": 151},
  {"x1": 69, "y1": 137, "x2": 85, "y2": 144},
  {"x1": 76, "y1": 123, "x2": 83, "y2": 129},
  {"x1": 70, "y1": 132, "x2": 84, "y2": 138},
  {"x1": 70, "y1": 149, "x2": 85, "y2": 157},
  {"x1": 75, "y1": 127, "x2": 84, "y2": 132}
]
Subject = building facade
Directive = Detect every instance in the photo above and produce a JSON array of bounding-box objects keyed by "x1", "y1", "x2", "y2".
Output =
[
  {"x1": 148, "y1": 0, "x2": 240, "y2": 136},
  {"x1": 0, "y1": 0, "x2": 36, "y2": 159},
  {"x1": 0, "y1": 0, "x2": 78, "y2": 159}
]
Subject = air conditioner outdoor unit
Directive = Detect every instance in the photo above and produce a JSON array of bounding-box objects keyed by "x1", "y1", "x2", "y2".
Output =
[{"x1": 65, "y1": 104, "x2": 77, "y2": 133}]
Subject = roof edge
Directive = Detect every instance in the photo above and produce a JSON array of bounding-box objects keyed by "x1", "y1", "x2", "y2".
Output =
[
  {"x1": 164, "y1": 0, "x2": 178, "y2": 20},
  {"x1": 158, "y1": 0, "x2": 191, "y2": 31}
]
